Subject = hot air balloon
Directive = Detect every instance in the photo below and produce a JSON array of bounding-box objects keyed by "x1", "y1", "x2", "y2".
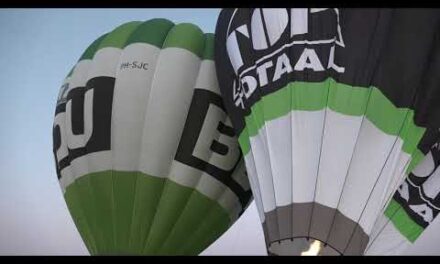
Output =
[
  {"x1": 52, "y1": 18, "x2": 252, "y2": 255},
  {"x1": 215, "y1": 8, "x2": 440, "y2": 255}
]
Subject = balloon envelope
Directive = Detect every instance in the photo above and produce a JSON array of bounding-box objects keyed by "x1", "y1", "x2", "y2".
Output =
[
  {"x1": 53, "y1": 18, "x2": 252, "y2": 255},
  {"x1": 215, "y1": 8, "x2": 440, "y2": 255}
]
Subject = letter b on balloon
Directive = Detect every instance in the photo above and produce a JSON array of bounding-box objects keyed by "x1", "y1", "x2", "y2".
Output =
[{"x1": 174, "y1": 89, "x2": 241, "y2": 184}]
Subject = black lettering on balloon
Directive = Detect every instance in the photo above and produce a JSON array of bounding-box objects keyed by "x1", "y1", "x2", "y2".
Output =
[
  {"x1": 175, "y1": 89, "x2": 251, "y2": 208},
  {"x1": 394, "y1": 134, "x2": 440, "y2": 228},
  {"x1": 52, "y1": 76, "x2": 115, "y2": 178}
]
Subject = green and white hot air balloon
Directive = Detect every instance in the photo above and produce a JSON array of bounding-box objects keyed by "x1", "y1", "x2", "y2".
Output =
[{"x1": 52, "y1": 18, "x2": 252, "y2": 255}]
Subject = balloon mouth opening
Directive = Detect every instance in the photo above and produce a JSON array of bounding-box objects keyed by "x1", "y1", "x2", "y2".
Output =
[{"x1": 267, "y1": 237, "x2": 341, "y2": 256}]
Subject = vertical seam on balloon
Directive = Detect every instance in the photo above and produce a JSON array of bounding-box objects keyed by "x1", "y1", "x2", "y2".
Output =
[
  {"x1": 321, "y1": 84, "x2": 374, "y2": 248},
  {"x1": 241, "y1": 132, "x2": 268, "y2": 245},
  {"x1": 110, "y1": 23, "x2": 142, "y2": 255},
  {"x1": 159, "y1": 81, "x2": 242, "y2": 254},
  {"x1": 141, "y1": 31, "x2": 206, "y2": 254},
  {"x1": 338, "y1": 9, "x2": 394, "y2": 253},
  {"x1": 105, "y1": 21, "x2": 144, "y2": 254},
  {"x1": 242, "y1": 8, "x2": 274, "y2": 254},
  {"x1": 177, "y1": 175, "x2": 236, "y2": 254},
  {"x1": 247, "y1": 146, "x2": 271, "y2": 250},
  {"x1": 109, "y1": 47, "x2": 122, "y2": 255},
  {"x1": 138, "y1": 24, "x2": 181, "y2": 254},
  {"x1": 364, "y1": 132, "x2": 429, "y2": 253},
  {"x1": 287, "y1": 8, "x2": 295, "y2": 244},
  {"x1": 259, "y1": 45, "x2": 287, "y2": 248},
  {"x1": 93, "y1": 24, "x2": 134, "y2": 250},
  {"x1": 76, "y1": 64, "x2": 104, "y2": 254},
  {"x1": 342, "y1": 109, "x2": 411, "y2": 254},
  {"x1": 321, "y1": 10, "x2": 385, "y2": 250},
  {"x1": 123, "y1": 22, "x2": 157, "y2": 254},
  {"x1": 361, "y1": 162, "x2": 411, "y2": 253},
  {"x1": 112, "y1": 20, "x2": 153, "y2": 253},
  {"x1": 156, "y1": 58, "x2": 208, "y2": 256},
  {"x1": 157, "y1": 90, "x2": 230, "y2": 254},
  {"x1": 248, "y1": 10, "x2": 282, "y2": 245},
  {"x1": 95, "y1": 22, "x2": 142, "y2": 252},
  {"x1": 363, "y1": 203, "x2": 401, "y2": 253},
  {"x1": 126, "y1": 21, "x2": 174, "y2": 254},
  {"x1": 307, "y1": 10, "x2": 326, "y2": 241},
  {"x1": 366, "y1": 153, "x2": 412, "y2": 244},
  {"x1": 381, "y1": 157, "x2": 412, "y2": 215},
  {"x1": 307, "y1": 77, "x2": 331, "y2": 240},
  {"x1": 347, "y1": 113, "x2": 420, "y2": 254}
]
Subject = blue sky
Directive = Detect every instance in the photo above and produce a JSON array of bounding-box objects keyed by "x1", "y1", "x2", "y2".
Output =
[{"x1": 0, "y1": 8, "x2": 439, "y2": 255}]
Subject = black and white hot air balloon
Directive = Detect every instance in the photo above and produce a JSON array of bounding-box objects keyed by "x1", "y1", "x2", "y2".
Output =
[{"x1": 215, "y1": 8, "x2": 440, "y2": 255}]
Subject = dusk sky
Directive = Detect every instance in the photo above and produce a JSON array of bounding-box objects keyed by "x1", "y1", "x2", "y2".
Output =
[{"x1": 0, "y1": 8, "x2": 438, "y2": 255}]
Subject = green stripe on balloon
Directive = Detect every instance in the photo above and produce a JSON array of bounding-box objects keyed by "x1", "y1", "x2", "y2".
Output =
[
  {"x1": 127, "y1": 172, "x2": 165, "y2": 254},
  {"x1": 406, "y1": 150, "x2": 425, "y2": 175},
  {"x1": 155, "y1": 183, "x2": 230, "y2": 254},
  {"x1": 65, "y1": 173, "x2": 109, "y2": 254},
  {"x1": 98, "y1": 21, "x2": 142, "y2": 50},
  {"x1": 162, "y1": 23, "x2": 205, "y2": 59},
  {"x1": 203, "y1": 33, "x2": 215, "y2": 61},
  {"x1": 64, "y1": 183, "x2": 99, "y2": 254},
  {"x1": 124, "y1": 18, "x2": 175, "y2": 49},
  {"x1": 76, "y1": 20, "x2": 212, "y2": 72},
  {"x1": 112, "y1": 172, "x2": 138, "y2": 254},
  {"x1": 64, "y1": 171, "x2": 231, "y2": 255},
  {"x1": 77, "y1": 20, "x2": 164, "y2": 64},
  {"x1": 85, "y1": 172, "x2": 116, "y2": 254},
  {"x1": 79, "y1": 34, "x2": 108, "y2": 61},
  {"x1": 384, "y1": 199, "x2": 424, "y2": 242},
  {"x1": 238, "y1": 78, "x2": 426, "y2": 174}
]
